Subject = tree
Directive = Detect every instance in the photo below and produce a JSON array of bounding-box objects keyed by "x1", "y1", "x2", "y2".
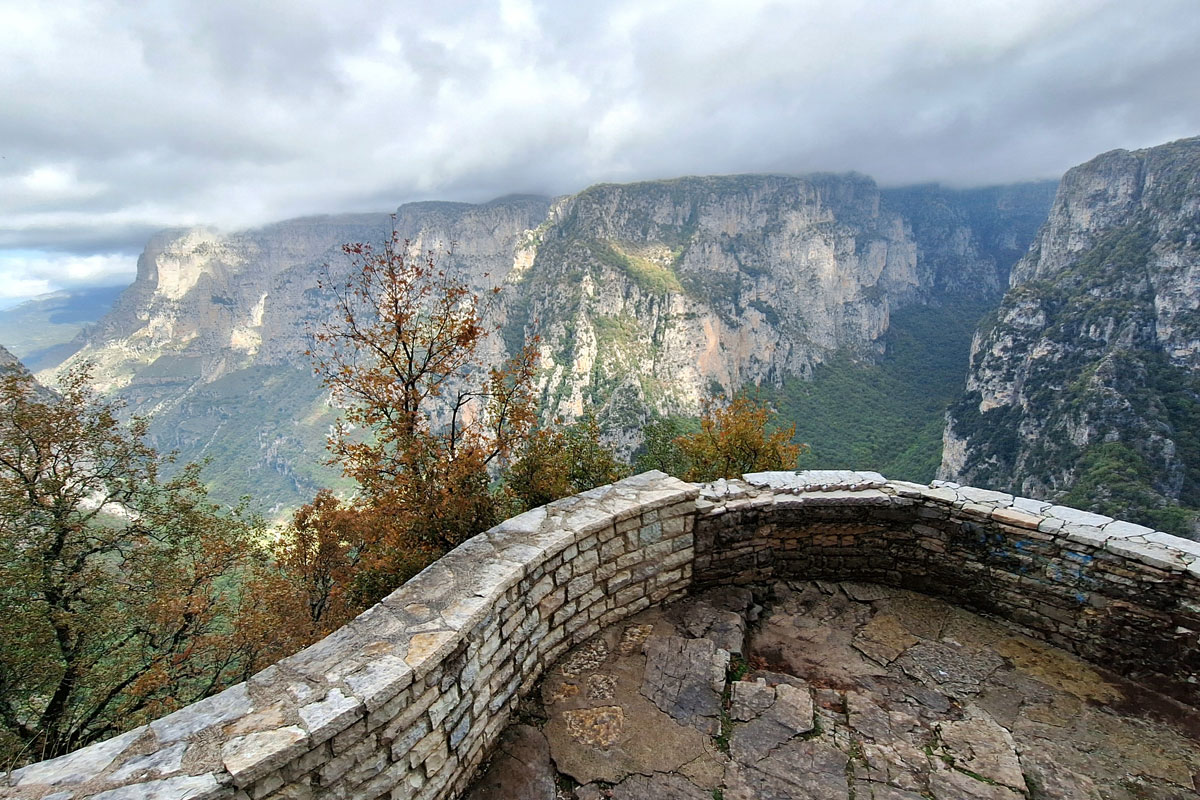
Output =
[
  {"x1": 240, "y1": 490, "x2": 435, "y2": 668},
  {"x1": 506, "y1": 415, "x2": 629, "y2": 510},
  {"x1": 303, "y1": 225, "x2": 540, "y2": 602},
  {"x1": 634, "y1": 415, "x2": 699, "y2": 478},
  {"x1": 675, "y1": 394, "x2": 804, "y2": 481},
  {"x1": 0, "y1": 365, "x2": 263, "y2": 767}
]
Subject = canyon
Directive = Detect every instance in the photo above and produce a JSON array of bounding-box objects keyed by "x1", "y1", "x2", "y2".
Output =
[
  {"x1": 33, "y1": 177, "x2": 1054, "y2": 515},
  {"x1": 8, "y1": 136, "x2": 1199, "y2": 534}
]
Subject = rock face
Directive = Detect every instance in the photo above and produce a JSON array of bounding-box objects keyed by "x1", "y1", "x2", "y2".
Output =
[
  {"x1": 0, "y1": 343, "x2": 24, "y2": 373},
  {"x1": 515, "y1": 177, "x2": 1052, "y2": 437},
  {"x1": 940, "y1": 136, "x2": 1200, "y2": 537},
  {"x1": 48, "y1": 175, "x2": 1052, "y2": 511},
  {"x1": 0, "y1": 344, "x2": 55, "y2": 402}
]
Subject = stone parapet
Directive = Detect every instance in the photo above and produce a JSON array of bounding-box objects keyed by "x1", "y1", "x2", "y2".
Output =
[
  {"x1": 6, "y1": 469, "x2": 1199, "y2": 799},
  {"x1": 695, "y1": 471, "x2": 1200, "y2": 706},
  {"x1": 5, "y1": 472, "x2": 698, "y2": 800}
]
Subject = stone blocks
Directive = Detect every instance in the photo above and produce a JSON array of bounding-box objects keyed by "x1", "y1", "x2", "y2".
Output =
[
  {"x1": 11, "y1": 468, "x2": 1200, "y2": 800},
  {"x1": 694, "y1": 471, "x2": 1200, "y2": 708},
  {"x1": 10, "y1": 472, "x2": 698, "y2": 800}
]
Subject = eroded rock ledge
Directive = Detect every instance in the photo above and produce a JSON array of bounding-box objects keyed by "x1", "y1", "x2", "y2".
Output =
[{"x1": 6, "y1": 471, "x2": 1200, "y2": 800}]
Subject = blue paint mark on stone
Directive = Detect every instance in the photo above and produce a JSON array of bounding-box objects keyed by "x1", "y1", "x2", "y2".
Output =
[
  {"x1": 450, "y1": 712, "x2": 472, "y2": 749},
  {"x1": 393, "y1": 717, "x2": 432, "y2": 753},
  {"x1": 639, "y1": 521, "x2": 663, "y2": 546},
  {"x1": 1064, "y1": 551, "x2": 1093, "y2": 564}
]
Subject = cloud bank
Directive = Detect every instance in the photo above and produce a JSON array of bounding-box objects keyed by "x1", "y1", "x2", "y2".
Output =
[{"x1": 2, "y1": 0, "x2": 1198, "y2": 300}]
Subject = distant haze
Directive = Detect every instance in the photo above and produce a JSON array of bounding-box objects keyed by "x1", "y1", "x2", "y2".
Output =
[{"x1": 2, "y1": 0, "x2": 1199, "y2": 304}]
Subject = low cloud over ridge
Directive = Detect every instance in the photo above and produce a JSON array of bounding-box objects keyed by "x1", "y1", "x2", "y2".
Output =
[{"x1": 2, "y1": 0, "x2": 1199, "y2": 300}]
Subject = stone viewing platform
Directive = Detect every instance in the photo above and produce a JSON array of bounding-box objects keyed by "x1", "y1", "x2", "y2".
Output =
[
  {"x1": 468, "y1": 580, "x2": 1200, "y2": 799},
  {"x1": 5, "y1": 471, "x2": 1200, "y2": 800}
]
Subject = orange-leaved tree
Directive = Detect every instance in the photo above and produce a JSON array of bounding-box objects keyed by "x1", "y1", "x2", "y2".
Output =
[
  {"x1": 240, "y1": 489, "x2": 434, "y2": 668},
  {"x1": 290, "y1": 223, "x2": 540, "y2": 608},
  {"x1": 677, "y1": 394, "x2": 804, "y2": 481}
]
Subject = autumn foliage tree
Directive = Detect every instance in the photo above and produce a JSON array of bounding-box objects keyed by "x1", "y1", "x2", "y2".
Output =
[
  {"x1": 278, "y1": 225, "x2": 541, "y2": 610},
  {"x1": 638, "y1": 395, "x2": 804, "y2": 481},
  {"x1": 240, "y1": 489, "x2": 413, "y2": 667},
  {"x1": 0, "y1": 365, "x2": 263, "y2": 767},
  {"x1": 506, "y1": 415, "x2": 629, "y2": 510},
  {"x1": 679, "y1": 395, "x2": 803, "y2": 480}
]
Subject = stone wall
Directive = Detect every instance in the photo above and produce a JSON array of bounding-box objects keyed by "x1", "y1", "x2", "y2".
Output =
[
  {"x1": 695, "y1": 471, "x2": 1200, "y2": 706},
  {"x1": 5, "y1": 473, "x2": 698, "y2": 800},
  {"x1": 7, "y1": 470, "x2": 1200, "y2": 800}
]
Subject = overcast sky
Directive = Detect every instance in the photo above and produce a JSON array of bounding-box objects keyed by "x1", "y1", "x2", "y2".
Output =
[{"x1": 2, "y1": 0, "x2": 1199, "y2": 305}]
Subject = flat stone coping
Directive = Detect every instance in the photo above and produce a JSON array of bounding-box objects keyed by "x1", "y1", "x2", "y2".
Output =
[{"x1": 722, "y1": 471, "x2": 1200, "y2": 578}]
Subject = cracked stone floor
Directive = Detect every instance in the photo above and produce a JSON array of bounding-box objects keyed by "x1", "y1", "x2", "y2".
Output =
[{"x1": 465, "y1": 581, "x2": 1200, "y2": 800}]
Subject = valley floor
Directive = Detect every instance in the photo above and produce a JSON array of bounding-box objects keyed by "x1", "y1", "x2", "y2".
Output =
[{"x1": 466, "y1": 581, "x2": 1200, "y2": 800}]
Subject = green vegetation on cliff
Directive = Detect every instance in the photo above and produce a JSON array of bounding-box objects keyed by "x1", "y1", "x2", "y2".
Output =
[
  {"x1": 767, "y1": 302, "x2": 987, "y2": 483},
  {"x1": 1059, "y1": 442, "x2": 1197, "y2": 533},
  {"x1": 592, "y1": 241, "x2": 684, "y2": 295},
  {"x1": 959, "y1": 139, "x2": 1200, "y2": 535},
  {"x1": 146, "y1": 365, "x2": 349, "y2": 514}
]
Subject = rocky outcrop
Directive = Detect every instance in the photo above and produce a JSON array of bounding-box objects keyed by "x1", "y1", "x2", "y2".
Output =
[
  {"x1": 0, "y1": 345, "x2": 55, "y2": 403},
  {"x1": 0, "y1": 344, "x2": 23, "y2": 373},
  {"x1": 940, "y1": 137, "x2": 1200, "y2": 537}
]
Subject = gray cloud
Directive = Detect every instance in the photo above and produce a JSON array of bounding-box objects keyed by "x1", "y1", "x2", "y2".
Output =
[{"x1": 2, "y1": 0, "x2": 1198, "y2": 301}]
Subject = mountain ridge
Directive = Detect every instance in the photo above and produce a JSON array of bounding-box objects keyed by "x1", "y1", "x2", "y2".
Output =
[
  {"x1": 940, "y1": 136, "x2": 1200, "y2": 536},
  {"x1": 43, "y1": 172, "x2": 1056, "y2": 513}
]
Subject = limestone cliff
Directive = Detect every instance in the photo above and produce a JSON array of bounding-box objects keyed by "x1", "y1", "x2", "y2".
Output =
[
  {"x1": 48, "y1": 200, "x2": 550, "y2": 512},
  {"x1": 509, "y1": 176, "x2": 1051, "y2": 446},
  {"x1": 940, "y1": 137, "x2": 1200, "y2": 536},
  {"x1": 49, "y1": 175, "x2": 1051, "y2": 512}
]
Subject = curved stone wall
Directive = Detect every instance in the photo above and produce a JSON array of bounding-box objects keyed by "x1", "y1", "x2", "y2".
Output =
[
  {"x1": 7, "y1": 470, "x2": 1200, "y2": 800},
  {"x1": 5, "y1": 473, "x2": 699, "y2": 800},
  {"x1": 695, "y1": 471, "x2": 1200, "y2": 706}
]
